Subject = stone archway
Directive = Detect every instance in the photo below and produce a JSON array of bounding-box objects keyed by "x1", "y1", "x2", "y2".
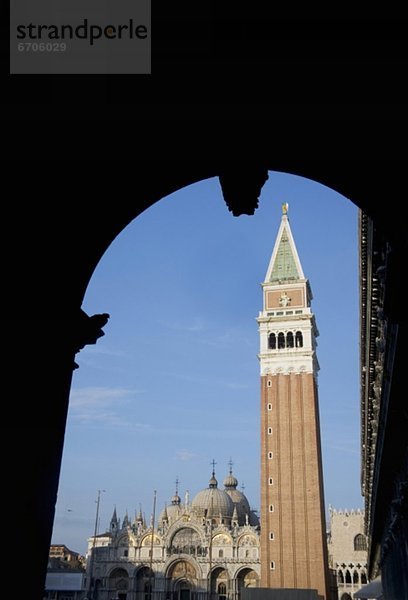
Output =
[
  {"x1": 235, "y1": 567, "x2": 259, "y2": 600},
  {"x1": 135, "y1": 566, "x2": 155, "y2": 600},
  {"x1": 175, "y1": 578, "x2": 193, "y2": 600},
  {"x1": 210, "y1": 567, "x2": 229, "y2": 600},
  {"x1": 109, "y1": 568, "x2": 130, "y2": 600},
  {"x1": 166, "y1": 559, "x2": 200, "y2": 600},
  {"x1": 11, "y1": 158, "x2": 408, "y2": 600}
]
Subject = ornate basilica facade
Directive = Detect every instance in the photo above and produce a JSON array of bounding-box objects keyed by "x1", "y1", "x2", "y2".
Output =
[{"x1": 85, "y1": 468, "x2": 260, "y2": 600}]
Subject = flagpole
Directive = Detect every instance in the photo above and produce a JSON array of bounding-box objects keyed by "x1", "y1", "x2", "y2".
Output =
[
  {"x1": 149, "y1": 490, "x2": 157, "y2": 600},
  {"x1": 208, "y1": 494, "x2": 213, "y2": 600},
  {"x1": 87, "y1": 489, "x2": 105, "y2": 600}
]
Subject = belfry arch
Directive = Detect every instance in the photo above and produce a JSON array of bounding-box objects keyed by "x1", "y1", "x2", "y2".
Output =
[{"x1": 6, "y1": 161, "x2": 407, "y2": 600}]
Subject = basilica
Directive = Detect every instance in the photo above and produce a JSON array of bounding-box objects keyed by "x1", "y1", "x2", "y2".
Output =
[{"x1": 86, "y1": 466, "x2": 260, "y2": 600}]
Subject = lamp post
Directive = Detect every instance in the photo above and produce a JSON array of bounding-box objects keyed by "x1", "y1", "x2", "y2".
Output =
[{"x1": 87, "y1": 489, "x2": 106, "y2": 600}]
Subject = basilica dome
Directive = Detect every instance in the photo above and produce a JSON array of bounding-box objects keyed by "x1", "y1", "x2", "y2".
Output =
[
  {"x1": 159, "y1": 487, "x2": 183, "y2": 524},
  {"x1": 223, "y1": 469, "x2": 251, "y2": 524},
  {"x1": 192, "y1": 472, "x2": 234, "y2": 519}
]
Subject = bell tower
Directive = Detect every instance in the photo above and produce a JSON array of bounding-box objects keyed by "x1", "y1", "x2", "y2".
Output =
[{"x1": 257, "y1": 204, "x2": 329, "y2": 598}]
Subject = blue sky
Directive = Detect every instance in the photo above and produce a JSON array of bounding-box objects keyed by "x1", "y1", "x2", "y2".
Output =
[{"x1": 51, "y1": 171, "x2": 361, "y2": 555}]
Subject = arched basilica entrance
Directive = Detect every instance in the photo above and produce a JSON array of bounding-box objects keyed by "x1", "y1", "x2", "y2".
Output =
[
  {"x1": 166, "y1": 559, "x2": 204, "y2": 600},
  {"x1": 175, "y1": 578, "x2": 192, "y2": 600}
]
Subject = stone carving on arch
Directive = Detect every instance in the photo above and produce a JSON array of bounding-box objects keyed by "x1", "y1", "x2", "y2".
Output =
[
  {"x1": 234, "y1": 566, "x2": 260, "y2": 588},
  {"x1": 133, "y1": 565, "x2": 154, "y2": 581},
  {"x1": 109, "y1": 566, "x2": 130, "y2": 578},
  {"x1": 169, "y1": 525, "x2": 206, "y2": 549},
  {"x1": 117, "y1": 534, "x2": 130, "y2": 547},
  {"x1": 166, "y1": 522, "x2": 205, "y2": 544},
  {"x1": 237, "y1": 534, "x2": 257, "y2": 547},
  {"x1": 116, "y1": 578, "x2": 129, "y2": 590},
  {"x1": 109, "y1": 567, "x2": 130, "y2": 590},
  {"x1": 212, "y1": 533, "x2": 232, "y2": 546},
  {"x1": 166, "y1": 557, "x2": 201, "y2": 581},
  {"x1": 141, "y1": 533, "x2": 161, "y2": 546},
  {"x1": 73, "y1": 310, "x2": 110, "y2": 370}
]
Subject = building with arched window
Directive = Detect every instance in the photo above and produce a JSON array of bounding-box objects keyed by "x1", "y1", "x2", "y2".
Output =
[
  {"x1": 326, "y1": 507, "x2": 368, "y2": 600},
  {"x1": 85, "y1": 467, "x2": 260, "y2": 600}
]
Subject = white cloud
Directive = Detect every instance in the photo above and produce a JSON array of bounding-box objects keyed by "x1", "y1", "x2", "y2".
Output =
[
  {"x1": 175, "y1": 449, "x2": 197, "y2": 461},
  {"x1": 325, "y1": 442, "x2": 359, "y2": 455},
  {"x1": 70, "y1": 386, "x2": 141, "y2": 407},
  {"x1": 196, "y1": 328, "x2": 254, "y2": 350},
  {"x1": 225, "y1": 382, "x2": 250, "y2": 390},
  {"x1": 80, "y1": 346, "x2": 131, "y2": 358},
  {"x1": 160, "y1": 318, "x2": 205, "y2": 333},
  {"x1": 74, "y1": 346, "x2": 134, "y2": 371},
  {"x1": 68, "y1": 387, "x2": 147, "y2": 429}
]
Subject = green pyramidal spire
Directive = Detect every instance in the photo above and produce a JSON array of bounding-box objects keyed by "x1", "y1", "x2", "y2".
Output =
[
  {"x1": 264, "y1": 204, "x2": 304, "y2": 283},
  {"x1": 270, "y1": 228, "x2": 301, "y2": 281}
]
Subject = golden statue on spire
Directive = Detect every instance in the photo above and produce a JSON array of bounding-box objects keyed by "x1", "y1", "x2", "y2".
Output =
[{"x1": 282, "y1": 202, "x2": 289, "y2": 215}]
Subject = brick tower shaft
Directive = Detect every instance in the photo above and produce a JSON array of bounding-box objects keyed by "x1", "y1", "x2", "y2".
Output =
[{"x1": 257, "y1": 204, "x2": 330, "y2": 598}]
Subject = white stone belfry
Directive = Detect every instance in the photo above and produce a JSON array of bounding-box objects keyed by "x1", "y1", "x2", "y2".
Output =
[{"x1": 257, "y1": 209, "x2": 319, "y2": 378}]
